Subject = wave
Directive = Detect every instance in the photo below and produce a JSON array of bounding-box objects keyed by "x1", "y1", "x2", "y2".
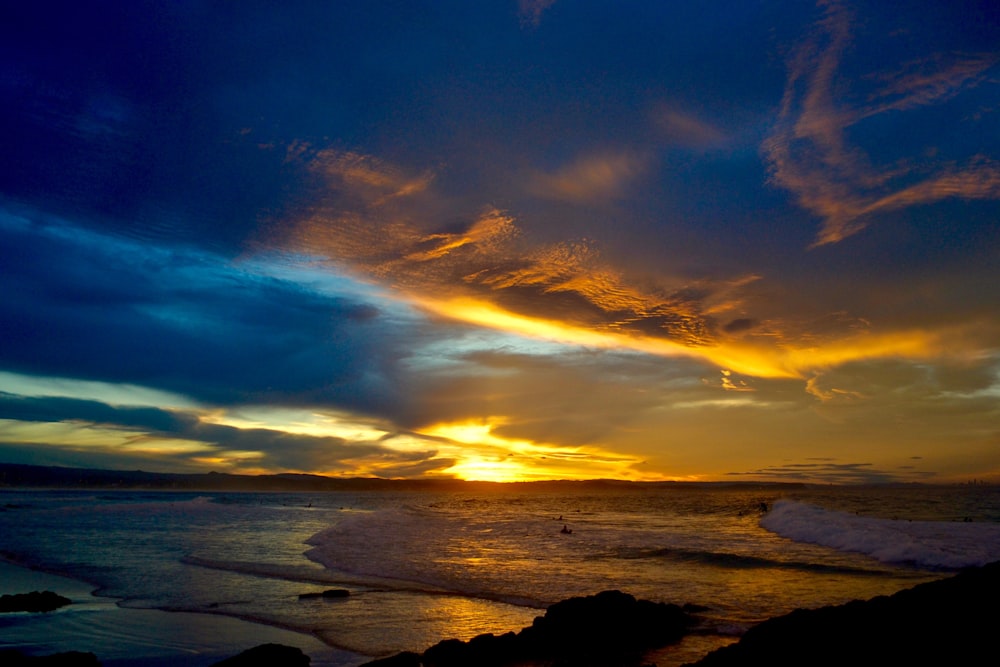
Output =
[
  {"x1": 181, "y1": 555, "x2": 456, "y2": 595},
  {"x1": 760, "y1": 500, "x2": 1000, "y2": 570},
  {"x1": 626, "y1": 546, "x2": 886, "y2": 576}
]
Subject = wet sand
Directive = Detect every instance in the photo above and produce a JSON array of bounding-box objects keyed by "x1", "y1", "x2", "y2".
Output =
[{"x1": 0, "y1": 560, "x2": 363, "y2": 666}]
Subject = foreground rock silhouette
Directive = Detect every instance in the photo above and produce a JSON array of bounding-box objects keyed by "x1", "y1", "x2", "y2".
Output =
[
  {"x1": 361, "y1": 590, "x2": 694, "y2": 667},
  {"x1": 689, "y1": 560, "x2": 1000, "y2": 667},
  {"x1": 209, "y1": 643, "x2": 311, "y2": 666},
  {"x1": 0, "y1": 591, "x2": 72, "y2": 613},
  {"x1": 0, "y1": 650, "x2": 99, "y2": 666},
  {"x1": 298, "y1": 588, "x2": 350, "y2": 599}
]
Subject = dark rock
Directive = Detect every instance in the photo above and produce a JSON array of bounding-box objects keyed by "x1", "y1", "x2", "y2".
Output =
[
  {"x1": 358, "y1": 651, "x2": 421, "y2": 667},
  {"x1": 321, "y1": 588, "x2": 349, "y2": 598},
  {"x1": 0, "y1": 591, "x2": 73, "y2": 613},
  {"x1": 688, "y1": 560, "x2": 1000, "y2": 667},
  {"x1": 525, "y1": 589, "x2": 691, "y2": 659},
  {"x1": 209, "y1": 643, "x2": 310, "y2": 666},
  {"x1": 0, "y1": 649, "x2": 101, "y2": 666},
  {"x1": 298, "y1": 589, "x2": 349, "y2": 600},
  {"x1": 361, "y1": 590, "x2": 694, "y2": 667}
]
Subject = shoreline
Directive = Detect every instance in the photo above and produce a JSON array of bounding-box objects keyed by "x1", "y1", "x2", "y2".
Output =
[
  {"x1": 6, "y1": 556, "x2": 996, "y2": 666},
  {"x1": 0, "y1": 557, "x2": 740, "y2": 667},
  {"x1": 0, "y1": 559, "x2": 364, "y2": 666}
]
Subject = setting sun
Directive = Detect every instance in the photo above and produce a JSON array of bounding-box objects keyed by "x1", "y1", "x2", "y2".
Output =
[{"x1": 418, "y1": 419, "x2": 661, "y2": 482}]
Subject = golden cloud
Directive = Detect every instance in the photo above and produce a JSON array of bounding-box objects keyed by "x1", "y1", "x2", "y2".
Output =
[{"x1": 275, "y1": 141, "x2": 989, "y2": 394}]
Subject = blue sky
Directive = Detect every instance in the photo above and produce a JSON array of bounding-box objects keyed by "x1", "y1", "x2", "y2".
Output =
[{"x1": 1, "y1": 1, "x2": 998, "y2": 483}]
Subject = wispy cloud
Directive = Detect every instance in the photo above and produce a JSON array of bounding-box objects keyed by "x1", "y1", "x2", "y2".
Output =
[
  {"x1": 285, "y1": 149, "x2": 726, "y2": 349},
  {"x1": 279, "y1": 146, "x2": 987, "y2": 382},
  {"x1": 518, "y1": 0, "x2": 557, "y2": 28},
  {"x1": 862, "y1": 53, "x2": 998, "y2": 116},
  {"x1": 527, "y1": 152, "x2": 646, "y2": 203},
  {"x1": 765, "y1": 1, "x2": 1000, "y2": 246},
  {"x1": 653, "y1": 107, "x2": 727, "y2": 150},
  {"x1": 0, "y1": 392, "x2": 428, "y2": 475},
  {"x1": 727, "y1": 460, "x2": 936, "y2": 484}
]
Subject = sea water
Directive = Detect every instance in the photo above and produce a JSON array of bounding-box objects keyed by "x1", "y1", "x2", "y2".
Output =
[{"x1": 1, "y1": 484, "x2": 999, "y2": 664}]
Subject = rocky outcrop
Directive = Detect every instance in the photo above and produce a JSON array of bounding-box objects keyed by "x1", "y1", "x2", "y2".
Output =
[
  {"x1": 298, "y1": 589, "x2": 350, "y2": 599},
  {"x1": 0, "y1": 650, "x2": 100, "y2": 666},
  {"x1": 362, "y1": 589, "x2": 694, "y2": 667},
  {"x1": 0, "y1": 591, "x2": 72, "y2": 613},
  {"x1": 209, "y1": 643, "x2": 311, "y2": 666},
  {"x1": 688, "y1": 561, "x2": 1000, "y2": 667}
]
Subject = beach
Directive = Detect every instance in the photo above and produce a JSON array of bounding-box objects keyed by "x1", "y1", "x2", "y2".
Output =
[{"x1": 0, "y1": 560, "x2": 359, "y2": 666}]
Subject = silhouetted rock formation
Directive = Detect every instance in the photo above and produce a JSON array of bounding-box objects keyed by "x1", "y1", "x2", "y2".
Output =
[
  {"x1": 0, "y1": 649, "x2": 100, "y2": 666},
  {"x1": 362, "y1": 590, "x2": 693, "y2": 667},
  {"x1": 209, "y1": 643, "x2": 310, "y2": 666},
  {"x1": 298, "y1": 589, "x2": 350, "y2": 599},
  {"x1": 0, "y1": 591, "x2": 72, "y2": 613},
  {"x1": 689, "y1": 561, "x2": 1000, "y2": 667}
]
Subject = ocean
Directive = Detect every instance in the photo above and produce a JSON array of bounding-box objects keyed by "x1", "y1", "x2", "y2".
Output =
[{"x1": 2, "y1": 484, "x2": 999, "y2": 666}]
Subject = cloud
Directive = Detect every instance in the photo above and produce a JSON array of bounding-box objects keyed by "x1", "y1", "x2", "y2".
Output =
[
  {"x1": 0, "y1": 209, "x2": 408, "y2": 415},
  {"x1": 0, "y1": 392, "x2": 454, "y2": 475},
  {"x1": 723, "y1": 318, "x2": 757, "y2": 334},
  {"x1": 405, "y1": 209, "x2": 519, "y2": 262},
  {"x1": 283, "y1": 150, "x2": 731, "y2": 349},
  {"x1": 765, "y1": 1, "x2": 1000, "y2": 245},
  {"x1": 299, "y1": 146, "x2": 435, "y2": 207},
  {"x1": 726, "y1": 460, "x2": 934, "y2": 484},
  {"x1": 653, "y1": 107, "x2": 727, "y2": 150},
  {"x1": 862, "y1": 53, "x2": 999, "y2": 116},
  {"x1": 0, "y1": 392, "x2": 191, "y2": 432},
  {"x1": 518, "y1": 0, "x2": 557, "y2": 28},
  {"x1": 527, "y1": 152, "x2": 646, "y2": 203},
  {"x1": 720, "y1": 369, "x2": 754, "y2": 392},
  {"x1": 276, "y1": 145, "x2": 995, "y2": 385}
]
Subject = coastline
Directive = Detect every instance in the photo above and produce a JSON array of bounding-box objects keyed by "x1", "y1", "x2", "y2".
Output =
[
  {"x1": 5, "y1": 556, "x2": 997, "y2": 666},
  {"x1": 0, "y1": 559, "x2": 363, "y2": 666},
  {"x1": 4, "y1": 483, "x2": 996, "y2": 666}
]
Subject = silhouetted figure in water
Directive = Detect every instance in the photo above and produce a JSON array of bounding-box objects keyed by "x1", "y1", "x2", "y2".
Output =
[
  {"x1": 560, "y1": 525, "x2": 572, "y2": 534},
  {"x1": 759, "y1": 502, "x2": 768, "y2": 513},
  {"x1": 557, "y1": 515, "x2": 563, "y2": 521}
]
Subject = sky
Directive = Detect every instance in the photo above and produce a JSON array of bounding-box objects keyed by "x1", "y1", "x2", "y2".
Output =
[{"x1": 1, "y1": 0, "x2": 998, "y2": 484}]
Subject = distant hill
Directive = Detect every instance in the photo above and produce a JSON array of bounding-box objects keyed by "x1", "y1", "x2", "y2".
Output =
[{"x1": 0, "y1": 462, "x2": 806, "y2": 492}]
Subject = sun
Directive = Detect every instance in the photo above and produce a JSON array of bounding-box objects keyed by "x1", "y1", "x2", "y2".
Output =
[
  {"x1": 441, "y1": 456, "x2": 536, "y2": 483},
  {"x1": 417, "y1": 418, "x2": 662, "y2": 483}
]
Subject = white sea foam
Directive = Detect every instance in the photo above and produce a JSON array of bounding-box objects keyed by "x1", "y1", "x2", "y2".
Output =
[{"x1": 760, "y1": 499, "x2": 1000, "y2": 569}]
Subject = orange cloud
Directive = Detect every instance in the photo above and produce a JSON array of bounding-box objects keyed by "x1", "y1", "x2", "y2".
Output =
[
  {"x1": 653, "y1": 107, "x2": 727, "y2": 149},
  {"x1": 528, "y1": 152, "x2": 646, "y2": 202},
  {"x1": 275, "y1": 142, "x2": 989, "y2": 398},
  {"x1": 294, "y1": 145, "x2": 435, "y2": 209},
  {"x1": 863, "y1": 53, "x2": 999, "y2": 116},
  {"x1": 518, "y1": 0, "x2": 557, "y2": 28},
  {"x1": 413, "y1": 294, "x2": 973, "y2": 382},
  {"x1": 406, "y1": 209, "x2": 518, "y2": 262},
  {"x1": 284, "y1": 148, "x2": 726, "y2": 347},
  {"x1": 765, "y1": 1, "x2": 1000, "y2": 246}
]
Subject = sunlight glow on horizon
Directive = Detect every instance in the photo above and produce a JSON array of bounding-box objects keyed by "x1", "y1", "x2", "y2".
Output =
[{"x1": 418, "y1": 418, "x2": 667, "y2": 483}]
